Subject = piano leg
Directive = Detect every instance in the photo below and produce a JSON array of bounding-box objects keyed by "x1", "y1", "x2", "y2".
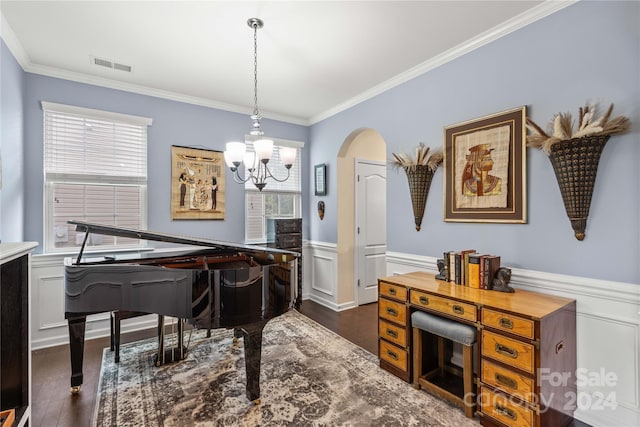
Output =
[
  {"x1": 240, "y1": 322, "x2": 266, "y2": 404},
  {"x1": 156, "y1": 315, "x2": 165, "y2": 367},
  {"x1": 67, "y1": 315, "x2": 87, "y2": 393}
]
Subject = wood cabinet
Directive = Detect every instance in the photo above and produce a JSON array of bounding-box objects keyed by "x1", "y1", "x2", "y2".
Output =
[
  {"x1": 378, "y1": 272, "x2": 577, "y2": 427},
  {"x1": 378, "y1": 281, "x2": 410, "y2": 381},
  {"x1": 1, "y1": 242, "x2": 37, "y2": 427},
  {"x1": 267, "y1": 218, "x2": 302, "y2": 307}
]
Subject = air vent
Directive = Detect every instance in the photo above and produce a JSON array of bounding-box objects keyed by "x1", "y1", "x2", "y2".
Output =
[
  {"x1": 113, "y1": 63, "x2": 132, "y2": 72},
  {"x1": 90, "y1": 56, "x2": 133, "y2": 73}
]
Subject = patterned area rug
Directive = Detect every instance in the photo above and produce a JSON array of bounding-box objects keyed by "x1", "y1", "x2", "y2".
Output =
[{"x1": 93, "y1": 310, "x2": 480, "y2": 426}]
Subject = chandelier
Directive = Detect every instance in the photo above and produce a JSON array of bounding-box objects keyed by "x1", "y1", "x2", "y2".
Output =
[{"x1": 223, "y1": 18, "x2": 296, "y2": 192}]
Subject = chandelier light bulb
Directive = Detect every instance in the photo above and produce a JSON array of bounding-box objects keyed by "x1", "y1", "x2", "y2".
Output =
[
  {"x1": 279, "y1": 146, "x2": 297, "y2": 167},
  {"x1": 243, "y1": 151, "x2": 256, "y2": 170},
  {"x1": 254, "y1": 139, "x2": 273, "y2": 162},
  {"x1": 225, "y1": 142, "x2": 246, "y2": 165}
]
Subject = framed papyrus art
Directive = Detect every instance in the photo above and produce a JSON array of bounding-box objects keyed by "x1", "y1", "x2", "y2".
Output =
[
  {"x1": 444, "y1": 107, "x2": 527, "y2": 223},
  {"x1": 171, "y1": 145, "x2": 224, "y2": 220}
]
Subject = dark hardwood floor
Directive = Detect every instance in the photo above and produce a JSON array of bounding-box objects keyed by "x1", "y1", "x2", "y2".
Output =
[{"x1": 31, "y1": 300, "x2": 588, "y2": 427}]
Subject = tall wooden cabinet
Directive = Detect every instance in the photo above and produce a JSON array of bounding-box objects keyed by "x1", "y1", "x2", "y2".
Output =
[
  {"x1": 267, "y1": 218, "x2": 302, "y2": 307},
  {"x1": 1, "y1": 242, "x2": 37, "y2": 427},
  {"x1": 378, "y1": 272, "x2": 577, "y2": 427}
]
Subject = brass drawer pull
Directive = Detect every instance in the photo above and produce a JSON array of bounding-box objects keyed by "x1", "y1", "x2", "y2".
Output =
[
  {"x1": 494, "y1": 404, "x2": 517, "y2": 421},
  {"x1": 495, "y1": 373, "x2": 518, "y2": 389},
  {"x1": 499, "y1": 317, "x2": 513, "y2": 329},
  {"x1": 419, "y1": 296, "x2": 429, "y2": 305},
  {"x1": 386, "y1": 307, "x2": 398, "y2": 317},
  {"x1": 495, "y1": 343, "x2": 519, "y2": 359},
  {"x1": 388, "y1": 288, "x2": 396, "y2": 296},
  {"x1": 386, "y1": 350, "x2": 399, "y2": 361},
  {"x1": 386, "y1": 329, "x2": 398, "y2": 339},
  {"x1": 452, "y1": 305, "x2": 464, "y2": 315}
]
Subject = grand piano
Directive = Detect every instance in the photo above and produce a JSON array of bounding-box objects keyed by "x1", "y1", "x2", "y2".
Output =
[{"x1": 64, "y1": 220, "x2": 300, "y2": 403}]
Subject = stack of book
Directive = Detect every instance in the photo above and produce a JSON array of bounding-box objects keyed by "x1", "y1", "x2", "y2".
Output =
[{"x1": 442, "y1": 250, "x2": 501, "y2": 289}]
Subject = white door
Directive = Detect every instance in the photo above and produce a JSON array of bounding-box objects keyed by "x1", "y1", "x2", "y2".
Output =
[{"x1": 355, "y1": 159, "x2": 387, "y2": 305}]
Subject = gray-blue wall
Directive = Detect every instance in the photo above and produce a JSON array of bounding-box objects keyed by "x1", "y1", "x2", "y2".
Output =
[
  {"x1": 1, "y1": 39, "x2": 26, "y2": 242},
  {"x1": 2, "y1": 1, "x2": 638, "y2": 284},
  {"x1": 18, "y1": 72, "x2": 308, "y2": 251},
  {"x1": 308, "y1": 1, "x2": 639, "y2": 284}
]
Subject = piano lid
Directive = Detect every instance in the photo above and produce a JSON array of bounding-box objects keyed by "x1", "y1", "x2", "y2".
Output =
[{"x1": 68, "y1": 220, "x2": 300, "y2": 264}]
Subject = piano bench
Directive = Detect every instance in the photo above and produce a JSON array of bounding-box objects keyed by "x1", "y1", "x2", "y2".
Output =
[
  {"x1": 411, "y1": 310, "x2": 477, "y2": 418},
  {"x1": 110, "y1": 311, "x2": 149, "y2": 363}
]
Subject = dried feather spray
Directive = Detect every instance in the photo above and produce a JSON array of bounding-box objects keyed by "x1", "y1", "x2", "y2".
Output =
[
  {"x1": 526, "y1": 102, "x2": 630, "y2": 153},
  {"x1": 391, "y1": 143, "x2": 442, "y2": 172}
]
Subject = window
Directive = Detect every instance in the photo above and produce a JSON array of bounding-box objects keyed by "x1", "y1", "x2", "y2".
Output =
[
  {"x1": 244, "y1": 137, "x2": 303, "y2": 243},
  {"x1": 42, "y1": 102, "x2": 152, "y2": 252}
]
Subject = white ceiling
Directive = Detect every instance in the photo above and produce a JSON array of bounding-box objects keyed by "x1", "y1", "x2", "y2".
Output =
[{"x1": 1, "y1": 1, "x2": 571, "y2": 125}]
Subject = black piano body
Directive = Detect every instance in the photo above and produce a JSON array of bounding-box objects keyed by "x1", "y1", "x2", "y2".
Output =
[{"x1": 64, "y1": 221, "x2": 300, "y2": 402}]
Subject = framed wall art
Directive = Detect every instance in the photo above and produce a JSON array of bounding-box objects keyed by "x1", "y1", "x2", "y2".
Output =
[
  {"x1": 444, "y1": 107, "x2": 527, "y2": 223},
  {"x1": 315, "y1": 163, "x2": 327, "y2": 196},
  {"x1": 171, "y1": 145, "x2": 225, "y2": 220}
]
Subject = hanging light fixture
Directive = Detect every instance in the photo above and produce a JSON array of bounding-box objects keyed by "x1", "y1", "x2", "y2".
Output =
[{"x1": 223, "y1": 18, "x2": 296, "y2": 192}]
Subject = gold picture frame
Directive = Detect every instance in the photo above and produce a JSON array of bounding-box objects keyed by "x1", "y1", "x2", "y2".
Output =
[
  {"x1": 171, "y1": 145, "x2": 225, "y2": 220},
  {"x1": 444, "y1": 107, "x2": 527, "y2": 223}
]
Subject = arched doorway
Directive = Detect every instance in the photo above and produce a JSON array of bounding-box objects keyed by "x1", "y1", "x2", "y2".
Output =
[{"x1": 336, "y1": 128, "x2": 386, "y2": 307}]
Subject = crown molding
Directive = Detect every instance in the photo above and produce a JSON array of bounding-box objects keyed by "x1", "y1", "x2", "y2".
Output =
[
  {"x1": 22, "y1": 63, "x2": 308, "y2": 126},
  {"x1": 308, "y1": 0, "x2": 578, "y2": 125},
  {"x1": 1, "y1": 10, "x2": 30, "y2": 67},
  {"x1": 3, "y1": 2, "x2": 577, "y2": 128}
]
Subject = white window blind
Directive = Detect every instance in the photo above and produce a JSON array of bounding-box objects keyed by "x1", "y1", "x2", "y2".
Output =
[
  {"x1": 244, "y1": 137, "x2": 303, "y2": 243},
  {"x1": 42, "y1": 101, "x2": 152, "y2": 252}
]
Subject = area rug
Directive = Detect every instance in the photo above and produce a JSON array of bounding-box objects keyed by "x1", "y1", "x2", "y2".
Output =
[{"x1": 93, "y1": 310, "x2": 480, "y2": 426}]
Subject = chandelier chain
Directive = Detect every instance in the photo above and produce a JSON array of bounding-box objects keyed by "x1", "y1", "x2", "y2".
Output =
[{"x1": 253, "y1": 22, "x2": 259, "y2": 118}]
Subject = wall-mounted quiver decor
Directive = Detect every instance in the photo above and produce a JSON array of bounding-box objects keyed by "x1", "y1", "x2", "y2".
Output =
[
  {"x1": 526, "y1": 103, "x2": 630, "y2": 240},
  {"x1": 391, "y1": 143, "x2": 442, "y2": 231}
]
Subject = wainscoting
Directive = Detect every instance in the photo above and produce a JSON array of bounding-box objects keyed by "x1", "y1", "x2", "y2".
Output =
[{"x1": 31, "y1": 243, "x2": 639, "y2": 427}]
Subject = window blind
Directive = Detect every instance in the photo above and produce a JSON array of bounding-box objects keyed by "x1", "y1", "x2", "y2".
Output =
[{"x1": 42, "y1": 101, "x2": 151, "y2": 252}]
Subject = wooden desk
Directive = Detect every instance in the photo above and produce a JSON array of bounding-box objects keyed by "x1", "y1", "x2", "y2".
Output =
[{"x1": 378, "y1": 271, "x2": 577, "y2": 427}]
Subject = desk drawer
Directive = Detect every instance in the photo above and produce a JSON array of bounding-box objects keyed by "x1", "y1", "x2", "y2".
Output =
[
  {"x1": 379, "y1": 298, "x2": 407, "y2": 324},
  {"x1": 379, "y1": 319, "x2": 407, "y2": 347},
  {"x1": 410, "y1": 290, "x2": 477, "y2": 322},
  {"x1": 379, "y1": 339, "x2": 408, "y2": 372},
  {"x1": 379, "y1": 282, "x2": 407, "y2": 301},
  {"x1": 482, "y1": 308, "x2": 535, "y2": 340},
  {"x1": 481, "y1": 359, "x2": 535, "y2": 404},
  {"x1": 480, "y1": 386, "x2": 534, "y2": 427},
  {"x1": 482, "y1": 330, "x2": 535, "y2": 374}
]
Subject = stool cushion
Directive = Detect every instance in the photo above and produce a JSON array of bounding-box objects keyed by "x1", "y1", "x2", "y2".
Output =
[{"x1": 411, "y1": 311, "x2": 477, "y2": 346}]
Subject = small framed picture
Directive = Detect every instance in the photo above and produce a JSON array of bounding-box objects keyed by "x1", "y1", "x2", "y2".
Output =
[{"x1": 315, "y1": 163, "x2": 327, "y2": 196}]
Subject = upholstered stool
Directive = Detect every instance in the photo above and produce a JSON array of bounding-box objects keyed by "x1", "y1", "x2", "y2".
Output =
[{"x1": 411, "y1": 310, "x2": 477, "y2": 418}]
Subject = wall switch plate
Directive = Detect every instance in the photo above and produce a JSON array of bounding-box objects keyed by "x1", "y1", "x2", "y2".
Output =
[{"x1": 54, "y1": 225, "x2": 68, "y2": 243}]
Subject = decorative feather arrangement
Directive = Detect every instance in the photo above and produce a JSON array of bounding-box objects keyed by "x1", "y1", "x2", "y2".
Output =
[
  {"x1": 391, "y1": 143, "x2": 443, "y2": 172},
  {"x1": 526, "y1": 102, "x2": 630, "y2": 153}
]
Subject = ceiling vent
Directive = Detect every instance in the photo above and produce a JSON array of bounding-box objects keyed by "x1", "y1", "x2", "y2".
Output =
[{"x1": 90, "y1": 56, "x2": 133, "y2": 73}]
